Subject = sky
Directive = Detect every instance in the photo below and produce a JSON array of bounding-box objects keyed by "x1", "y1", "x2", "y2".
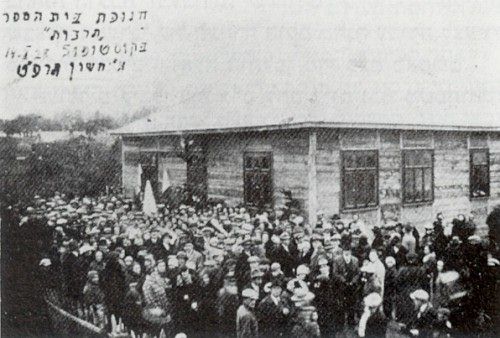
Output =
[{"x1": 1, "y1": 0, "x2": 499, "y2": 124}]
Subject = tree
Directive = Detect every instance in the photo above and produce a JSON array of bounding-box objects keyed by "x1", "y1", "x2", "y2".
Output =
[
  {"x1": 3, "y1": 119, "x2": 22, "y2": 137},
  {"x1": 83, "y1": 118, "x2": 115, "y2": 137}
]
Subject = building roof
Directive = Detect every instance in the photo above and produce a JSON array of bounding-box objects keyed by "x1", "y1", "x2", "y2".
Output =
[{"x1": 112, "y1": 1, "x2": 500, "y2": 136}]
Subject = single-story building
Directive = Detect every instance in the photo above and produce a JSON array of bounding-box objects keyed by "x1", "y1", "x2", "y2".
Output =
[
  {"x1": 112, "y1": 108, "x2": 500, "y2": 230},
  {"x1": 111, "y1": 1, "x2": 500, "y2": 230}
]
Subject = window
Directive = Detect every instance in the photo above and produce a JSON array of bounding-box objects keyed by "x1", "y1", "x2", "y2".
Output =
[
  {"x1": 402, "y1": 150, "x2": 434, "y2": 204},
  {"x1": 470, "y1": 149, "x2": 489, "y2": 198},
  {"x1": 244, "y1": 152, "x2": 273, "y2": 208},
  {"x1": 341, "y1": 150, "x2": 378, "y2": 210}
]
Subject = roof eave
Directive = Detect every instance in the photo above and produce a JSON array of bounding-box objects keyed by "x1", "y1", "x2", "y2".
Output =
[{"x1": 111, "y1": 121, "x2": 500, "y2": 137}]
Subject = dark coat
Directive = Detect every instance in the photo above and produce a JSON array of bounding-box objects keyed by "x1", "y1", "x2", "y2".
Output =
[
  {"x1": 101, "y1": 255, "x2": 127, "y2": 317},
  {"x1": 386, "y1": 245, "x2": 408, "y2": 268},
  {"x1": 257, "y1": 295, "x2": 289, "y2": 337},
  {"x1": 62, "y1": 252, "x2": 80, "y2": 300},
  {"x1": 331, "y1": 256, "x2": 360, "y2": 288},
  {"x1": 311, "y1": 276, "x2": 342, "y2": 336},
  {"x1": 217, "y1": 287, "x2": 240, "y2": 336},
  {"x1": 365, "y1": 310, "x2": 388, "y2": 338},
  {"x1": 235, "y1": 251, "x2": 251, "y2": 291},
  {"x1": 395, "y1": 265, "x2": 427, "y2": 323},
  {"x1": 409, "y1": 305, "x2": 438, "y2": 338},
  {"x1": 236, "y1": 304, "x2": 259, "y2": 338},
  {"x1": 270, "y1": 244, "x2": 297, "y2": 277}
]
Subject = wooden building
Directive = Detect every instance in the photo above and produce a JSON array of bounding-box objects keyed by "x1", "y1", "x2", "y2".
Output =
[{"x1": 113, "y1": 114, "x2": 500, "y2": 229}]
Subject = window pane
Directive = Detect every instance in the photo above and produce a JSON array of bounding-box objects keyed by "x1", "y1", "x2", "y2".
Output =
[
  {"x1": 356, "y1": 154, "x2": 366, "y2": 168},
  {"x1": 471, "y1": 165, "x2": 489, "y2": 197},
  {"x1": 414, "y1": 169, "x2": 423, "y2": 201},
  {"x1": 245, "y1": 157, "x2": 253, "y2": 169},
  {"x1": 405, "y1": 150, "x2": 432, "y2": 167},
  {"x1": 419, "y1": 151, "x2": 432, "y2": 166},
  {"x1": 261, "y1": 156, "x2": 271, "y2": 169},
  {"x1": 344, "y1": 171, "x2": 357, "y2": 208},
  {"x1": 404, "y1": 152, "x2": 416, "y2": 167},
  {"x1": 424, "y1": 168, "x2": 433, "y2": 200},
  {"x1": 472, "y1": 151, "x2": 487, "y2": 165},
  {"x1": 365, "y1": 152, "x2": 377, "y2": 168},
  {"x1": 362, "y1": 171, "x2": 377, "y2": 206},
  {"x1": 344, "y1": 152, "x2": 356, "y2": 169},
  {"x1": 404, "y1": 169, "x2": 414, "y2": 202}
]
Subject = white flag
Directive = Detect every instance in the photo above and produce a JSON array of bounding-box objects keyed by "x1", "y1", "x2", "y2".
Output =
[
  {"x1": 142, "y1": 180, "x2": 157, "y2": 215},
  {"x1": 162, "y1": 166, "x2": 171, "y2": 193},
  {"x1": 135, "y1": 163, "x2": 142, "y2": 195}
]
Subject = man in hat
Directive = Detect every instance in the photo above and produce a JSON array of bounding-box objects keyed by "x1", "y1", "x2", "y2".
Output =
[
  {"x1": 296, "y1": 238, "x2": 313, "y2": 266},
  {"x1": 324, "y1": 234, "x2": 343, "y2": 263},
  {"x1": 421, "y1": 223, "x2": 436, "y2": 249},
  {"x1": 235, "y1": 238, "x2": 253, "y2": 292},
  {"x1": 358, "y1": 293, "x2": 388, "y2": 338},
  {"x1": 270, "y1": 231, "x2": 296, "y2": 277},
  {"x1": 237, "y1": 289, "x2": 259, "y2": 338},
  {"x1": 257, "y1": 277, "x2": 289, "y2": 337},
  {"x1": 217, "y1": 270, "x2": 240, "y2": 337},
  {"x1": 244, "y1": 269, "x2": 265, "y2": 302},
  {"x1": 174, "y1": 265, "x2": 200, "y2": 336},
  {"x1": 332, "y1": 241, "x2": 360, "y2": 328},
  {"x1": 270, "y1": 262, "x2": 285, "y2": 279},
  {"x1": 406, "y1": 289, "x2": 437, "y2": 337},
  {"x1": 312, "y1": 257, "x2": 340, "y2": 337},
  {"x1": 184, "y1": 241, "x2": 203, "y2": 271},
  {"x1": 384, "y1": 256, "x2": 398, "y2": 318},
  {"x1": 62, "y1": 240, "x2": 81, "y2": 308}
]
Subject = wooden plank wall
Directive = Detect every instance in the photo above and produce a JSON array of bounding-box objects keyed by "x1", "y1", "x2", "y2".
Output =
[
  {"x1": 316, "y1": 129, "x2": 498, "y2": 231},
  {"x1": 120, "y1": 129, "x2": 500, "y2": 231},
  {"x1": 205, "y1": 130, "x2": 309, "y2": 208}
]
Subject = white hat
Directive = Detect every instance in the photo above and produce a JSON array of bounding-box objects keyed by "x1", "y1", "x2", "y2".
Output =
[
  {"x1": 79, "y1": 244, "x2": 94, "y2": 255},
  {"x1": 467, "y1": 235, "x2": 481, "y2": 242},
  {"x1": 385, "y1": 256, "x2": 396, "y2": 267},
  {"x1": 56, "y1": 218, "x2": 67, "y2": 225},
  {"x1": 440, "y1": 271, "x2": 460, "y2": 284},
  {"x1": 364, "y1": 292, "x2": 382, "y2": 307},
  {"x1": 410, "y1": 289, "x2": 429, "y2": 301},
  {"x1": 242, "y1": 288, "x2": 259, "y2": 300},
  {"x1": 39, "y1": 258, "x2": 52, "y2": 267},
  {"x1": 296, "y1": 265, "x2": 310, "y2": 275}
]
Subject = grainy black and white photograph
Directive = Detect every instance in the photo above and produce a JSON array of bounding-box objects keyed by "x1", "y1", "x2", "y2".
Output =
[{"x1": 1, "y1": 1, "x2": 499, "y2": 337}]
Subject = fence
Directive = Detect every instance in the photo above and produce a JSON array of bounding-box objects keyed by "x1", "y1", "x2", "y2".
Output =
[{"x1": 45, "y1": 292, "x2": 168, "y2": 338}]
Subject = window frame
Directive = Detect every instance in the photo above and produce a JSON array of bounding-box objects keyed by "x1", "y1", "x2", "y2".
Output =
[
  {"x1": 243, "y1": 151, "x2": 274, "y2": 208},
  {"x1": 341, "y1": 150, "x2": 379, "y2": 211},
  {"x1": 469, "y1": 148, "x2": 490, "y2": 199},
  {"x1": 401, "y1": 149, "x2": 434, "y2": 205}
]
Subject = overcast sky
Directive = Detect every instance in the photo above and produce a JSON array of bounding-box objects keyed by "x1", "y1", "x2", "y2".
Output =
[{"x1": 1, "y1": 0, "x2": 499, "y2": 123}]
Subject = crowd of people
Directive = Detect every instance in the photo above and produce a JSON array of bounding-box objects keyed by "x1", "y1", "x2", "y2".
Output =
[{"x1": 13, "y1": 192, "x2": 500, "y2": 337}]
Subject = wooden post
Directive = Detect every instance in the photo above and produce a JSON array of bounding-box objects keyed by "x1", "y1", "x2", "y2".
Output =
[{"x1": 308, "y1": 130, "x2": 318, "y2": 225}]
